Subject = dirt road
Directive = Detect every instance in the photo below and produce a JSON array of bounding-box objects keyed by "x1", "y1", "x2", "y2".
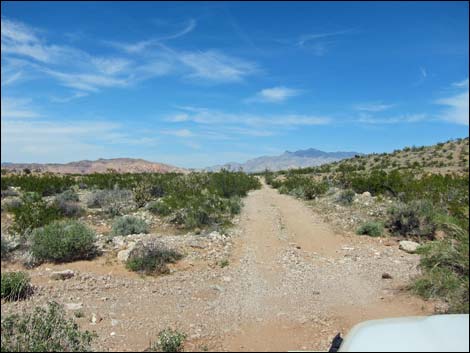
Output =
[{"x1": 1, "y1": 182, "x2": 434, "y2": 351}]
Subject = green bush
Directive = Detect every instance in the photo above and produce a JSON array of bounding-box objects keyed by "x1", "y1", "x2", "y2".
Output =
[
  {"x1": 338, "y1": 189, "x2": 356, "y2": 205},
  {"x1": 86, "y1": 188, "x2": 134, "y2": 216},
  {"x1": 31, "y1": 220, "x2": 97, "y2": 263},
  {"x1": 55, "y1": 190, "x2": 79, "y2": 203},
  {"x1": 1, "y1": 301, "x2": 94, "y2": 352},
  {"x1": 149, "y1": 328, "x2": 186, "y2": 352},
  {"x1": 147, "y1": 200, "x2": 172, "y2": 216},
  {"x1": 111, "y1": 216, "x2": 149, "y2": 236},
  {"x1": 10, "y1": 193, "x2": 62, "y2": 237},
  {"x1": 387, "y1": 200, "x2": 436, "y2": 238},
  {"x1": 356, "y1": 221, "x2": 384, "y2": 237},
  {"x1": 126, "y1": 242, "x2": 182, "y2": 275},
  {"x1": 413, "y1": 222, "x2": 469, "y2": 313},
  {"x1": 1, "y1": 272, "x2": 32, "y2": 301},
  {"x1": 273, "y1": 175, "x2": 328, "y2": 200},
  {"x1": 54, "y1": 191, "x2": 83, "y2": 218}
]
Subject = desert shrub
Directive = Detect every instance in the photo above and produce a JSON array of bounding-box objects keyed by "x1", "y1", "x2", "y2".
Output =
[
  {"x1": 273, "y1": 175, "x2": 328, "y2": 200},
  {"x1": 170, "y1": 193, "x2": 236, "y2": 229},
  {"x1": 387, "y1": 200, "x2": 436, "y2": 238},
  {"x1": 3, "y1": 197, "x2": 22, "y2": 212},
  {"x1": 1, "y1": 188, "x2": 19, "y2": 198},
  {"x1": 10, "y1": 193, "x2": 62, "y2": 237},
  {"x1": 1, "y1": 272, "x2": 32, "y2": 301},
  {"x1": 55, "y1": 190, "x2": 79, "y2": 203},
  {"x1": 86, "y1": 188, "x2": 134, "y2": 216},
  {"x1": 111, "y1": 216, "x2": 149, "y2": 236},
  {"x1": 226, "y1": 196, "x2": 242, "y2": 215},
  {"x1": 126, "y1": 242, "x2": 182, "y2": 275},
  {"x1": 0, "y1": 174, "x2": 75, "y2": 196},
  {"x1": 1, "y1": 234, "x2": 9, "y2": 258},
  {"x1": 413, "y1": 222, "x2": 469, "y2": 313},
  {"x1": 356, "y1": 221, "x2": 384, "y2": 237},
  {"x1": 54, "y1": 199, "x2": 84, "y2": 218},
  {"x1": 148, "y1": 329, "x2": 186, "y2": 352},
  {"x1": 337, "y1": 189, "x2": 356, "y2": 205},
  {"x1": 0, "y1": 301, "x2": 94, "y2": 352},
  {"x1": 146, "y1": 200, "x2": 172, "y2": 216},
  {"x1": 30, "y1": 220, "x2": 97, "y2": 263},
  {"x1": 133, "y1": 181, "x2": 154, "y2": 208}
]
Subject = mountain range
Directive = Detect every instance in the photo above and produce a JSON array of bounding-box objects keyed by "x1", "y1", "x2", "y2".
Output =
[
  {"x1": 206, "y1": 148, "x2": 361, "y2": 173},
  {"x1": 0, "y1": 158, "x2": 185, "y2": 174}
]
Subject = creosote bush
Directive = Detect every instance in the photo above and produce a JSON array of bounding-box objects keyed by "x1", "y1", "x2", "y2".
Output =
[
  {"x1": 148, "y1": 328, "x2": 186, "y2": 352},
  {"x1": 337, "y1": 189, "x2": 356, "y2": 205},
  {"x1": 1, "y1": 272, "x2": 32, "y2": 301},
  {"x1": 111, "y1": 216, "x2": 149, "y2": 236},
  {"x1": 387, "y1": 200, "x2": 436, "y2": 238},
  {"x1": 86, "y1": 188, "x2": 134, "y2": 216},
  {"x1": 0, "y1": 301, "x2": 95, "y2": 352},
  {"x1": 126, "y1": 242, "x2": 182, "y2": 275},
  {"x1": 10, "y1": 192, "x2": 62, "y2": 237},
  {"x1": 356, "y1": 221, "x2": 384, "y2": 237},
  {"x1": 31, "y1": 220, "x2": 97, "y2": 263}
]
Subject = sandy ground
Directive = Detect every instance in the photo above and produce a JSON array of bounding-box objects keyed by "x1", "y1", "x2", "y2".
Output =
[{"x1": 1, "y1": 182, "x2": 435, "y2": 351}]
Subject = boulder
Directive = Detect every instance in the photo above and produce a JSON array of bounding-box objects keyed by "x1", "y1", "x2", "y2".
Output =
[{"x1": 399, "y1": 240, "x2": 420, "y2": 254}]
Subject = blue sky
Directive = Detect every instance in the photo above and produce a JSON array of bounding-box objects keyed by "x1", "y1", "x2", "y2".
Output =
[{"x1": 1, "y1": 1, "x2": 468, "y2": 168}]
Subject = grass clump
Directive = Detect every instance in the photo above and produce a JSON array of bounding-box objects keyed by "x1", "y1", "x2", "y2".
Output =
[
  {"x1": 356, "y1": 221, "x2": 384, "y2": 237},
  {"x1": 0, "y1": 301, "x2": 95, "y2": 352},
  {"x1": 111, "y1": 216, "x2": 149, "y2": 236},
  {"x1": 1, "y1": 272, "x2": 32, "y2": 301},
  {"x1": 31, "y1": 220, "x2": 97, "y2": 263},
  {"x1": 148, "y1": 328, "x2": 186, "y2": 352},
  {"x1": 126, "y1": 242, "x2": 182, "y2": 275}
]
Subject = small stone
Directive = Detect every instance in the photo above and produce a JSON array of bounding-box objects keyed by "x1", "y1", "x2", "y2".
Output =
[
  {"x1": 222, "y1": 276, "x2": 231, "y2": 282},
  {"x1": 50, "y1": 269, "x2": 75, "y2": 280},
  {"x1": 110, "y1": 332, "x2": 116, "y2": 337},
  {"x1": 117, "y1": 249, "x2": 131, "y2": 262},
  {"x1": 91, "y1": 313, "x2": 102, "y2": 325},
  {"x1": 382, "y1": 273, "x2": 393, "y2": 279},
  {"x1": 399, "y1": 240, "x2": 420, "y2": 254}
]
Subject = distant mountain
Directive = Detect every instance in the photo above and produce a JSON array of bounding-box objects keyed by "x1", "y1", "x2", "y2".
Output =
[
  {"x1": 1, "y1": 158, "x2": 186, "y2": 174},
  {"x1": 207, "y1": 148, "x2": 361, "y2": 173}
]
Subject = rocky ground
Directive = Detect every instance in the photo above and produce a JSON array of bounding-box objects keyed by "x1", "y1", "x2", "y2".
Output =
[{"x1": 1, "y1": 183, "x2": 436, "y2": 352}]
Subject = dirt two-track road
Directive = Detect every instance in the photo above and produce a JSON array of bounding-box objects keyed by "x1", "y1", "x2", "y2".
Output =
[{"x1": 2, "y1": 182, "x2": 434, "y2": 352}]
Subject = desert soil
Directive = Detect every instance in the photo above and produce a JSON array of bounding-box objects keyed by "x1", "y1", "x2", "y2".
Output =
[{"x1": 1, "y1": 182, "x2": 435, "y2": 352}]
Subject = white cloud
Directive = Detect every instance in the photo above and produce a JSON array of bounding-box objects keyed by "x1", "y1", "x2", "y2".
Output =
[
  {"x1": 179, "y1": 50, "x2": 258, "y2": 82},
  {"x1": 161, "y1": 128, "x2": 194, "y2": 137},
  {"x1": 297, "y1": 29, "x2": 353, "y2": 47},
  {"x1": 248, "y1": 86, "x2": 301, "y2": 103},
  {"x1": 452, "y1": 78, "x2": 469, "y2": 88},
  {"x1": 357, "y1": 113, "x2": 426, "y2": 125},
  {"x1": 420, "y1": 67, "x2": 427, "y2": 78},
  {"x1": 435, "y1": 91, "x2": 469, "y2": 125},
  {"x1": 354, "y1": 102, "x2": 395, "y2": 112},
  {"x1": 1, "y1": 97, "x2": 41, "y2": 119},
  {"x1": 167, "y1": 106, "x2": 331, "y2": 127}
]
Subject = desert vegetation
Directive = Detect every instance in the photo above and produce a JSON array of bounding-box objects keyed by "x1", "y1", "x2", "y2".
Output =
[{"x1": 264, "y1": 138, "x2": 469, "y2": 314}]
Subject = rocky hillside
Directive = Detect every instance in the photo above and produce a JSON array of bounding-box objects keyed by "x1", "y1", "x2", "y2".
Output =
[
  {"x1": 207, "y1": 148, "x2": 360, "y2": 173},
  {"x1": 1, "y1": 158, "x2": 186, "y2": 174},
  {"x1": 327, "y1": 137, "x2": 469, "y2": 175}
]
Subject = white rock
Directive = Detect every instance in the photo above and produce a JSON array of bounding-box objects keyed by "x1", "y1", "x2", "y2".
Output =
[
  {"x1": 362, "y1": 191, "x2": 372, "y2": 197},
  {"x1": 117, "y1": 249, "x2": 131, "y2": 262},
  {"x1": 65, "y1": 303, "x2": 83, "y2": 311},
  {"x1": 399, "y1": 240, "x2": 420, "y2": 254},
  {"x1": 50, "y1": 269, "x2": 75, "y2": 280}
]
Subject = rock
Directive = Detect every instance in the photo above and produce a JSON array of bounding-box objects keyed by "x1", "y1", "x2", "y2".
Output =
[
  {"x1": 382, "y1": 273, "x2": 393, "y2": 279},
  {"x1": 222, "y1": 276, "x2": 232, "y2": 283},
  {"x1": 117, "y1": 249, "x2": 131, "y2": 262},
  {"x1": 399, "y1": 240, "x2": 420, "y2": 254},
  {"x1": 65, "y1": 303, "x2": 83, "y2": 311},
  {"x1": 91, "y1": 313, "x2": 102, "y2": 325},
  {"x1": 189, "y1": 241, "x2": 206, "y2": 249},
  {"x1": 362, "y1": 191, "x2": 372, "y2": 198},
  {"x1": 50, "y1": 269, "x2": 75, "y2": 280}
]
